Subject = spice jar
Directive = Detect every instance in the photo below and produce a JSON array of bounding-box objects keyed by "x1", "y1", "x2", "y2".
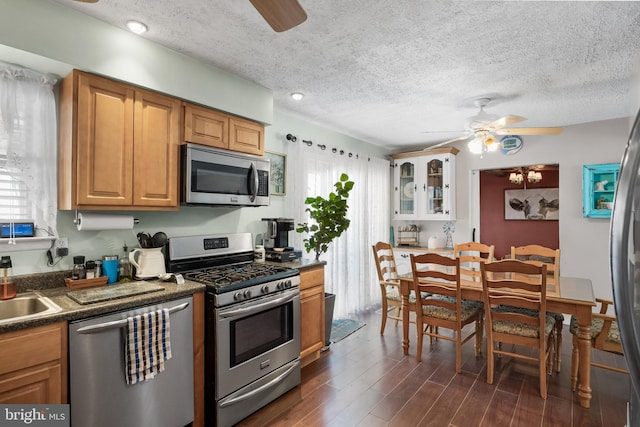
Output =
[
  {"x1": 72, "y1": 256, "x2": 86, "y2": 280},
  {"x1": 85, "y1": 260, "x2": 97, "y2": 279}
]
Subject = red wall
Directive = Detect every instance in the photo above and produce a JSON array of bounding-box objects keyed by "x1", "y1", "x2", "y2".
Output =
[{"x1": 479, "y1": 170, "x2": 559, "y2": 259}]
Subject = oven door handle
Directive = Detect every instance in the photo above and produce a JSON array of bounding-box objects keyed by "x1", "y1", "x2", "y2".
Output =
[
  {"x1": 220, "y1": 292, "x2": 297, "y2": 319},
  {"x1": 219, "y1": 360, "x2": 299, "y2": 408}
]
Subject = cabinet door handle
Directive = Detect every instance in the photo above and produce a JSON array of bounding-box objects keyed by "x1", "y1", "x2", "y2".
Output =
[{"x1": 445, "y1": 184, "x2": 450, "y2": 189}]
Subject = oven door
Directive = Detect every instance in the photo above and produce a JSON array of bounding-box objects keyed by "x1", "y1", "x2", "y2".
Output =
[
  {"x1": 182, "y1": 143, "x2": 269, "y2": 206},
  {"x1": 214, "y1": 287, "x2": 300, "y2": 400}
]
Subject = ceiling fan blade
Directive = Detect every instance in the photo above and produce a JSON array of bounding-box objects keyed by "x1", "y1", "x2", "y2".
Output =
[
  {"x1": 424, "y1": 134, "x2": 472, "y2": 150},
  {"x1": 249, "y1": 0, "x2": 307, "y2": 32},
  {"x1": 494, "y1": 127, "x2": 563, "y2": 135},
  {"x1": 483, "y1": 115, "x2": 526, "y2": 130}
]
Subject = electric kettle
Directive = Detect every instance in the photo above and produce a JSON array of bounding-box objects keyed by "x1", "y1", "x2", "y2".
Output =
[{"x1": 129, "y1": 247, "x2": 166, "y2": 279}]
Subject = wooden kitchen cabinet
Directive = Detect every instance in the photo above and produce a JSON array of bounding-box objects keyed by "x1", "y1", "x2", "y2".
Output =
[
  {"x1": 392, "y1": 147, "x2": 457, "y2": 221},
  {"x1": 183, "y1": 102, "x2": 265, "y2": 156},
  {"x1": 183, "y1": 103, "x2": 229, "y2": 149},
  {"x1": 300, "y1": 265, "x2": 325, "y2": 368},
  {"x1": 59, "y1": 70, "x2": 180, "y2": 210},
  {"x1": 229, "y1": 116, "x2": 264, "y2": 156},
  {"x1": 0, "y1": 322, "x2": 68, "y2": 404}
]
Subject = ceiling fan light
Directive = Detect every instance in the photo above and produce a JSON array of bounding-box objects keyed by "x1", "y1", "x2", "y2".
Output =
[
  {"x1": 468, "y1": 138, "x2": 484, "y2": 154},
  {"x1": 126, "y1": 20, "x2": 148, "y2": 34}
]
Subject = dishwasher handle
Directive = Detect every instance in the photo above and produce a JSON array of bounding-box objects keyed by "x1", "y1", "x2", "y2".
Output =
[{"x1": 76, "y1": 302, "x2": 190, "y2": 334}]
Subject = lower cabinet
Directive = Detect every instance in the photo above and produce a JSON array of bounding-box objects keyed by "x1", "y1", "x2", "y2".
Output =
[
  {"x1": 0, "y1": 322, "x2": 67, "y2": 404},
  {"x1": 300, "y1": 265, "x2": 325, "y2": 368}
]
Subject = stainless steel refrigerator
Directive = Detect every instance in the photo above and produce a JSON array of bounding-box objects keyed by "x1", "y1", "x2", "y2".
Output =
[{"x1": 610, "y1": 110, "x2": 640, "y2": 426}]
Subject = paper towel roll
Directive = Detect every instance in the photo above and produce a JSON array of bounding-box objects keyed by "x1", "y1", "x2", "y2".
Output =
[{"x1": 76, "y1": 213, "x2": 135, "y2": 231}]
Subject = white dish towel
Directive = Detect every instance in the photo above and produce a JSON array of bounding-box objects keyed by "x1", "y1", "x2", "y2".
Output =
[{"x1": 125, "y1": 308, "x2": 172, "y2": 385}]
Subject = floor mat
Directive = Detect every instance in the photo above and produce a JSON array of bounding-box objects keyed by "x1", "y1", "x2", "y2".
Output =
[{"x1": 330, "y1": 318, "x2": 366, "y2": 343}]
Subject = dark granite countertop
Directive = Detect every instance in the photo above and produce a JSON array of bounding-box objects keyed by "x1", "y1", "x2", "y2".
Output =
[
  {"x1": 266, "y1": 258, "x2": 327, "y2": 270},
  {"x1": 0, "y1": 278, "x2": 205, "y2": 334}
]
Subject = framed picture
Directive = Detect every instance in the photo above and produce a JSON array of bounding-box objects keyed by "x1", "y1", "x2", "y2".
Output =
[
  {"x1": 265, "y1": 151, "x2": 286, "y2": 195},
  {"x1": 504, "y1": 188, "x2": 559, "y2": 220}
]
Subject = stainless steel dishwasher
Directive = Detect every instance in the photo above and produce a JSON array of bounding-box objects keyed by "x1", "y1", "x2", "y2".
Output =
[{"x1": 69, "y1": 295, "x2": 194, "y2": 427}]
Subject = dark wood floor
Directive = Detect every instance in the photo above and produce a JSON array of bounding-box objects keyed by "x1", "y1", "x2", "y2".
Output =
[{"x1": 237, "y1": 309, "x2": 630, "y2": 427}]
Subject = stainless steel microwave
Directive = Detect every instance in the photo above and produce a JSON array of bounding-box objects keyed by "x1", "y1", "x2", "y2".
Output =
[{"x1": 181, "y1": 144, "x2": 270, "y2": 207}]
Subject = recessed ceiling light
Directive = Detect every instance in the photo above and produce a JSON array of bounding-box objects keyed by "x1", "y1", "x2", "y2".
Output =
[
  {"x1": 290, "y1": 92, "x2": 304, "y2": 101},
  {"x1": 126, "y1": 20, "x2": 148, "y2": 34}
]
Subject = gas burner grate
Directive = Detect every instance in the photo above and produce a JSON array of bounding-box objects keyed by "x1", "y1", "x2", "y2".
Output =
[{"x1": 184, "y1": 262, "x2": 294, "y2": 288}]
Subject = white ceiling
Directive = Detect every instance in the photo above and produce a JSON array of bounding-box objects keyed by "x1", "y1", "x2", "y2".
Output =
[{"x1": 51, "y1": 0, "x2": 640, "y2": 151}]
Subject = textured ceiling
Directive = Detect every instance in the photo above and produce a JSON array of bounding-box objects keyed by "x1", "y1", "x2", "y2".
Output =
[{"x1": 51, "y1": 0, "x2": 640, "y2": 151}]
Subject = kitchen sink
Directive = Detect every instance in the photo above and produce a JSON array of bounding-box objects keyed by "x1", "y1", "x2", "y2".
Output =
[{"x1": 0, "y1": 292, "x2": 62, "y2": 324}]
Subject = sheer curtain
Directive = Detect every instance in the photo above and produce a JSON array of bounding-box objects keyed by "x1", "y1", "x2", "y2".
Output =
[
  {"x1": 288, "y1": 141, "x2": 390, "y2": 318},
  {"x1": 0, "y1": 61, "x2": 58, "y2": 236}
]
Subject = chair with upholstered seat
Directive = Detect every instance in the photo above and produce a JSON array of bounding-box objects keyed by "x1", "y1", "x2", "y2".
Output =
[
  {"x1": 410, "y1": 252, "x2": 484, "y2": 373},
  {"x1": 373, "y1": 242, "x2": 414, "y2": 334},
  {"x1": 454, "y1": 241, "x2": 495, "y2": 282},
  {"x1": 481, "y1": 259, "x2": 555, "y2": 398},
  {"x1": 511, "y1": 244, "x2": 563, "y2": 372},
  {"x1": 570, "y1": 298, "x2": 628, "y2": 391}
]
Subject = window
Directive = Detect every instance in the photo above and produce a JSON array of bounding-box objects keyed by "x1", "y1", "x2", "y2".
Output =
[{"x1": 0, "y1": 61, "x2": 58, "y2": 240}]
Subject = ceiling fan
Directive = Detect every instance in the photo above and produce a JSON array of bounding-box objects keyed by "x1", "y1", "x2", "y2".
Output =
[
  {"x1": 72, "y1": 0, "x2": 307, "y2": 32},
  {"x1": 426, "y1": 98, "x2": 563, "y2": 153}
]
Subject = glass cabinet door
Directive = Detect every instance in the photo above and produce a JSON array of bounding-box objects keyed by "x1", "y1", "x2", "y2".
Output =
[
  {"x1": 426, "y1": 158, "x2": 444, "y2": 215},
  {"x1": 395, "y1": 160, "x2": 416, "y2": 218}
]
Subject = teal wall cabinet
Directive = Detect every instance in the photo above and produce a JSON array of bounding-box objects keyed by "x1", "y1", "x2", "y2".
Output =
[{"x1": 582, "y1": 163, "x2": 620, "y2": 218}]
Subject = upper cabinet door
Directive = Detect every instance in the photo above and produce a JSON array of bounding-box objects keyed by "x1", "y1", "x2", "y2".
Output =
[
  {"x1": 133, "y1": 89, "x2": 181, "y2": 207},
  {"x1": 76, "y1": 73, "x2": 134, "y2": 207},
  {"x1": 393, "y1": 158, "x2": 419, "y2": 220},
  {"x1": 229, "y1": 117, "x2": 265, "y2": 156},
  {"x1": 183, "y1": 103, "x2": 229, "y2": 149}
]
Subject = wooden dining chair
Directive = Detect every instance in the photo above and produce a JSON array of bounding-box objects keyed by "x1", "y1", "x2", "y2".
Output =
[
  {"x1": 454, "y1": 241, "x2": 495, "y2": 282},
  {"x1": 410, "y1": 253, "x2": 484, "y2": 373},
  {"x1": 373, "y1": 242, "x2": 412, "y2": 334},
  {"x1": 481, "y1": 259, "x2": 555, "y2": 399},
  {"x1": 570, "y1": 298, "x2": 628, "y2": 391},
  {"x1": 511, "y1": 244, "x2": 563, "y2": 372}
]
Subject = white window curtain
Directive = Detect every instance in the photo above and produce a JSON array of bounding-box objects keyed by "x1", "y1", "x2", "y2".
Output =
[
  {"x1": 0, "y1": 61, "x2": 58, "y2": 237},
  {"x1": 287, "y1": 141, "x2": 390, "y2": 318}
]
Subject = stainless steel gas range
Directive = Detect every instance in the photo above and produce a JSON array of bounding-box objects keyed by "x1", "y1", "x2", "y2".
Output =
[{"x1": 166, "y1": 233, "x2": 301, "y2": 427}]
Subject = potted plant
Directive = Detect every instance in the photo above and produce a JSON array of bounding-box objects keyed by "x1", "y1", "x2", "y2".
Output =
[
  {"x1": 296, "y1": 173, "x2": 354, "y2": 261},
  {"x1": 296, "y1": 173, "x2": 354, "y2": 346}
]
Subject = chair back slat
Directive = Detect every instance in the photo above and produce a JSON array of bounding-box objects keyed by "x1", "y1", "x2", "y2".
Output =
[
  {"x1": 511, "y1": 244, "x2": 560, "y2": 278},
  {"x1": 454, "y1": 241, "x2": 495, "y2": 282}
]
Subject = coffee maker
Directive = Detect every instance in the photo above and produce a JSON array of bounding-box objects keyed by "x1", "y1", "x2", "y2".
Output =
[{"x1": 261, "y1": 218, "x2": 302, "y2": 262}]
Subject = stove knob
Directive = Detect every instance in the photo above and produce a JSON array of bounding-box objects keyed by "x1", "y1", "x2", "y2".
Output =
[
  {"x1": 243, "y1": 290, "x2": 252, "y2": 298},
  {"x1": 261, "y1": 285, "x2": 269, "y2": 294},
  {"x1": 286, "y1": 280, "x2": 292, "y2": 288},
  {"x1": 234, "y1": 292, "x2": 243, "y2": 301}
]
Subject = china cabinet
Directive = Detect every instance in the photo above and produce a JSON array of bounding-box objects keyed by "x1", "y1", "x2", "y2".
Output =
[
  {"x1": 392, "y1": 147, "x2": 458, "y2": 220},
  {"x1": 582, "y1": 163, "x2": 620, "y2": 218}
]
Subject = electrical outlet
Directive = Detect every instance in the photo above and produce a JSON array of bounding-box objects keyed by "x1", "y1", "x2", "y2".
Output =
[{"x1": 55, "y1": 237, "x2": 68, "y2": 257}]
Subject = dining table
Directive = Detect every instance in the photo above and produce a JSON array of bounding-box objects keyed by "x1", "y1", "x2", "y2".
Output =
[{"x1": 398, "y1": 273, "x2": 596, "y2": 408}]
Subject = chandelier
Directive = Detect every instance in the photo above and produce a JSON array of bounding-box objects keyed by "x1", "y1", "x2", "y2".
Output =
[{"x1": 509, "y1": 168, "x2": 543, "y2": 185}]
